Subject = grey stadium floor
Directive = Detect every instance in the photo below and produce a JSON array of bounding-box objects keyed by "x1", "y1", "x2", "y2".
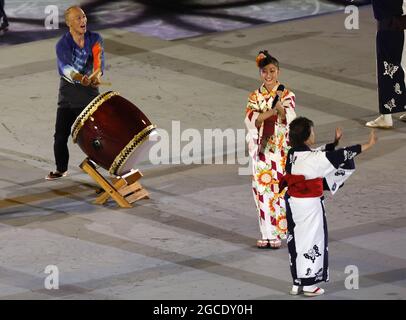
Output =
[{"x1": 0, "y1": 1, "x2": 405, "y2": 300}]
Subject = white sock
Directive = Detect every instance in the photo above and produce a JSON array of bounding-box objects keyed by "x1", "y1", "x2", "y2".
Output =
[{"x1": 382, "y1": 114, "x2": 393, "y2": 124}]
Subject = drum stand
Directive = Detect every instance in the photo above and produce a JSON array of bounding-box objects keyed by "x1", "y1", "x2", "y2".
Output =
[{"x1": 79, "y1": 158, "x2": 149, "y2": 208}]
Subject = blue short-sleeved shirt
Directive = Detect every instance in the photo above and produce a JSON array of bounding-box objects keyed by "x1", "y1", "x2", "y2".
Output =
[{"x1": 56, "y1": 31, "x2": 105, "y2": 84}]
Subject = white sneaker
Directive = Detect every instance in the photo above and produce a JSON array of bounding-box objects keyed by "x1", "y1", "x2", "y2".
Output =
[
  {"x1": 303, "y1": 285, "x2": 325, "y2": 297},
  {"x1": 365, "y1": 115, "x2": 393, "y2": 129},
  {"x1": 290, "y1": 285, "x2": 303, "y2": 295},
  {"x1": 400, "y1": 114, "x2": 406, "y2": 122}
]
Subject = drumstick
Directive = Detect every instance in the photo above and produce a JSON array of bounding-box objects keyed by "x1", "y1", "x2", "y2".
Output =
[
  {"x1": 89, "y1": 68, "x2": 101, "y2": 80},
  {"x1": 98, "y1": 81, "x2": 112, "y2": 86},
  {"x1": 89, "y1": 69, "x2": 111, "y2": 86}
]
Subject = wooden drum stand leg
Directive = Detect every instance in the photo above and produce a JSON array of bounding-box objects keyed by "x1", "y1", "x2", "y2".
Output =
[{"x1": 79, "y1": 158, "x2": 149, "y2": 208}]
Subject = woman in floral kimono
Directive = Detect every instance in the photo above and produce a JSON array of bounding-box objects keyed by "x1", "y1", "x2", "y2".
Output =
[{"x1": 245, "y1": 50, "x2": 296, "y2": 249}]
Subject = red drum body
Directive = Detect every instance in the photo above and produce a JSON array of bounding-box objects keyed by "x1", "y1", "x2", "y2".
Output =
[{"x1": 72, "y1": 91, "x2": 157, "y2": 176}]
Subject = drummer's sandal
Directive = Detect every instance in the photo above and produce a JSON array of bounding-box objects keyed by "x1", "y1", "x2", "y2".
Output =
[{"x1": 45, "y1": 171, "x2": 67, "y2": 181}]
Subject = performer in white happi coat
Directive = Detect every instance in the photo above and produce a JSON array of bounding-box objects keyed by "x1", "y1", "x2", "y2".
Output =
[{"x1": 280, "y1": 117, "x2": 377, "y2": 296}]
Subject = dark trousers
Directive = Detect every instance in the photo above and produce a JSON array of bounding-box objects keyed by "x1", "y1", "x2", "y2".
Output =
[
  {"x1": 54, "y1": 78, "x2": 99, "y2": 172},
  {"x1": 54, "y1": 108, "x2": 83, "y2": 172},
  {"x1": 0, "y1": 0, "x2": 8, "y2": 26},
  {"x1": 376, "y1": 29, "x2": 406, "y2": 114}
]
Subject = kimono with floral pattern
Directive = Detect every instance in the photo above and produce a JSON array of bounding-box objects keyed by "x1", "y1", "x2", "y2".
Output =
[{"x1": 245, "y1": 83, "x2": 296, "y2": 240}]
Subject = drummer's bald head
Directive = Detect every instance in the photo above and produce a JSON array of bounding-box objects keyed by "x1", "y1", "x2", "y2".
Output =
[{"x1": 64, "y1": 6, "x2": 85, "y2": 26}]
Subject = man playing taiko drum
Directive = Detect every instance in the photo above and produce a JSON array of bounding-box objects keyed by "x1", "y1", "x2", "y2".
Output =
[{"x1": 46, "y1": 6, "x2": 105, "y2": 180}]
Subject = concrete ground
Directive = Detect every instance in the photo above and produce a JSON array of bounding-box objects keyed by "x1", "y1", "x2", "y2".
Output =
[
  {"x1": 0, "y1": 5, "x2": 405, "y2": 300},
  {"x1": 1, "y1": 0, "x2": 346, "y2": 42}
]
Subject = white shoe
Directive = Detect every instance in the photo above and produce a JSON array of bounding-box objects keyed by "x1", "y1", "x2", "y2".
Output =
[
  {"x1": 400, "y1": 114, "x2": 406, "y2": 122},
  {"x1": 303, "y1": 285, "x2": 325, "y2": 297},
  {"x1": 365, "y1": 115, "x2": 393, "y2": 129},
  {"x1": 290, "y1": 285, "x2": 303, "y2": 295}
]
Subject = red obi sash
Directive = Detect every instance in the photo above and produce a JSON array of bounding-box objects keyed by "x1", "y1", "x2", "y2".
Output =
[{"x1": 279, "y1": 174, "x2": 323, "y2": 198}]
